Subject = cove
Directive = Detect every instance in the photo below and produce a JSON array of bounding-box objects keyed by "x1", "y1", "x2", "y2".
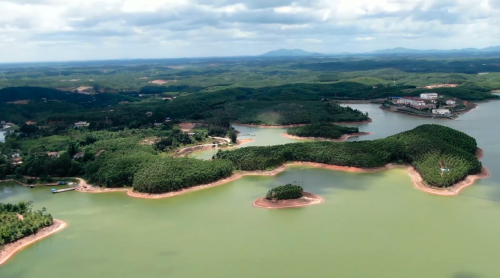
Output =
[{"x1": 1, "y1": 101, "x2": 500, "y2": 278}]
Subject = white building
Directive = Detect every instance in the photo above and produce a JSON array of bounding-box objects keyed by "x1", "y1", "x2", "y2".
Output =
[
  {"x1": 420, "y1": 93, "x2": 438, "y2": 100},
  {"x1": 432, "y1": 109, "x2": 451, "y2": 115},
  {"x1": 446, "y1": 100, "x2": 456, "y2": 106},
  {"x1": 396, "y1": 97, "x2": 425, "y2": 106},
  {"x1": 75, "y1": 121, "x2": 90, "y2": 128}
]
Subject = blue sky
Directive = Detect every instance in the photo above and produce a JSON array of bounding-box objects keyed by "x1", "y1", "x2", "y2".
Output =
[{"x1": 0, "y1": 0, "x2": 499, "y2": 62}]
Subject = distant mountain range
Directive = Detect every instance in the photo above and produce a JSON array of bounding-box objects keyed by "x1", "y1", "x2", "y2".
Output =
[
  {"x1": 259, "y1": 49, "x2": 322, "y2": 57},
  {"x1": 260, "y1": 46, "x2": 500, "y2": 57}
]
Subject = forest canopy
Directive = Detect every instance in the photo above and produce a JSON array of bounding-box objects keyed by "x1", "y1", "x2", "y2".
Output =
[
  {"x1": 287, "y1": 123, "x2": 359, "y2": 139},
  {"x1": 0, "y1": 201, "x2": 53, "y2": 248},
  {"x1": 266, "y1": 184, "x2": 304, "y2": 200}
]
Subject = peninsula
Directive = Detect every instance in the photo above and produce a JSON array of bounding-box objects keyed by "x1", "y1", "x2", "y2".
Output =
[{"x1": 0, "y1": 202, "x2": 66, "y2": 266}]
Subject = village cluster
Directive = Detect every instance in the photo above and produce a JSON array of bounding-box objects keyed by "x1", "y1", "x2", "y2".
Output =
[{"x1": 389, "y1": 93, "x2": 457, "y2": 115}]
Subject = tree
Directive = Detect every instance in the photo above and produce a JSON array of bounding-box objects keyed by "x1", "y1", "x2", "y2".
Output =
[{"x1": 229, "y1": 130, "x2": 238, "y2": 144}]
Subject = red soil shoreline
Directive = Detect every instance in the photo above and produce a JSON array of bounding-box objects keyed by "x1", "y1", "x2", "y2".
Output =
[
  {"x1": 0, "y1": 219, "x2": 67, "y2": 266},
  {"x1": 282, "y1": 132, "x2": 373, "y2": 142},
  {"x1": 253, "y1": 192, "x2": 324, "y2": 209},
  {"x1": 233, "y1": 118, "x2": 373, "y2": 128}
]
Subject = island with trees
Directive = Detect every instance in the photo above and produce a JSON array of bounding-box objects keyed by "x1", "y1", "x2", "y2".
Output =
[
  {"x1": 253, "y1": 184, "x2": 324, "y2": 209},
  {"x1": 285, "y1": 122, "x2": 371, "y2": 141},
  {"x1": 0, "y1": 201, "x2": 66, "y2": 266}
]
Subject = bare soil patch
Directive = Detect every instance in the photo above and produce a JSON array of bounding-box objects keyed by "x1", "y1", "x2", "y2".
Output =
[
  {"x1": 149, "y1": 80, "x2": 169, "y2": 85},
  {"x1": 253, "y1": 192, "x2": 324, "y2": 209},
  {"x1": 0, "y1": 219, "x2": 67, "y2": 266},
  {"x1": 7, "y1": 100, "x2": 29, "y2": 105}
]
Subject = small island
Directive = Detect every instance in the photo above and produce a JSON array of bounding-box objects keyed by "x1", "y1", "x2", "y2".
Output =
[
  {"x1": 285, "y1": 122, "x2": 371, "y2": 141},
  {"x1": 253, "y1": 184, "x2": 324, "y2": 209}
]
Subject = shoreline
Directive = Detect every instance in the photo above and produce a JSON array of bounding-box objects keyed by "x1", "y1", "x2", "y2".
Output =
[
  {"x1": 0, "y1": 219, "x2": 67, "y2": 266},
  {"x1": 252, "y1": 192, "x2": 324, "y2": 209},
  {"x1": 282, "y1": 132, "x2": 373, "y2": 142},
  {"x1": 75, "y1": 178, "x2": 129, "y2": 194},
  {"x1": 126, "y1": 163, "x2": 396, "y2": 200},
  {"x1": 233, "y1": 118, "x2": 373, "y2": 128},
  {"x1": 379, "y1": 106, "x2": 452, "y2": 120}
]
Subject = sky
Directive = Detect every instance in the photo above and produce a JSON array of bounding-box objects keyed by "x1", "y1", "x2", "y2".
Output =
[{"x1": 1, "y1": 0, "x2": 500, "y2": 62}]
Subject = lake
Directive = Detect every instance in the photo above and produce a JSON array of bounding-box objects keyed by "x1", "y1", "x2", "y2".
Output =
[{"x1": 1, "y1": 101, "x2": 500, "y2": 278}]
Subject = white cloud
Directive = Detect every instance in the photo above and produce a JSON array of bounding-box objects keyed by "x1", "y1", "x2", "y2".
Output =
[
  {"x1": 355, "y1": 37, "x2": 374, "y2": 41},
  {"x1": 0, "y1": 0, "x2": 499, "y2": 62}
]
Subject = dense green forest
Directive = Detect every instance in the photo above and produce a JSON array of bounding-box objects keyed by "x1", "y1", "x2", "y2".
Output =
[
  {"x1": 287, "y1": 123, "x2": 359, "y2": 139},
  {"x1": 215, "y1": 125, "x2": 481, "y2": 188},
  {"x1": 0, "y1": 201, "x2": 54, "y2": 248},
  {"x1": 2, "y1": 55, "x2": 500, "y2": 127},
  {"x1": 266, "y1": 184, "x2": 304, "y2": 200}
]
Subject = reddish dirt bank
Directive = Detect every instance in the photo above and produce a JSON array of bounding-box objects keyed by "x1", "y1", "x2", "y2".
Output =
[
  {"x1": 126, "y1": 163, "x2": 395, "y2": 200},
  {"x1": 282, "y1": 132, "x2": 373, "y2": 142},
  {"x1": 0, "y1": 219, "x2": 67, "y2": 266},
  {"x1": 233, "y1": 118, "x2": 373, "y2": 128},
  {"x1": 253, "y1": 192, "x2": 324, "y2": 209}
]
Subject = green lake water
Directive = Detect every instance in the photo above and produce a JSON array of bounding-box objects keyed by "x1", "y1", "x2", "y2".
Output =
[{"x1": 2, "y1": 101, "x2": 500, "y2": 278}]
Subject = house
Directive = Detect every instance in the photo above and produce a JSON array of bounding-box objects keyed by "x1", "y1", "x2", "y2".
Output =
[
  {"x1": 446, "y1": 100, "x2": 456, "y2": 106},
  {"x1": 396, "y1": 97, "x2": 425, "y2": 106},
  {"x1": 412, "y1": 104, "x2": 436, "y2": 110},
  {"x1": 420, "y1": 93, "x2": 438, "y2": 100},
  {"x1": 11, "y1": 152, "x2": 20, "y2": 158},
  {"x1": 12, "y1": 157, "x2": 23, "y2": 165},
  {"x1": 154, "y1": 123, "x2": 162, "y2": 126},
  {"x1": 47, "y1": 152, "x2": 59, "y2": 158},
  {"x1": 146, "y1": 112, "x2": 153, "y2": 117},
  {"x1": 432, "y1": 109, "x2": 451, "y2": 115},
  {"x1": 73, "y1": 152, "x2": 85, "y2": 159},
  {"x1": 26, "y1": 121, "x2": 37, "y2": 125},
  {"x1": 74, "y1": 121, "x2": 90, "y2": 128},
  {"x1": 165, "y1": 117, "x2": 171, "y2": 122}
]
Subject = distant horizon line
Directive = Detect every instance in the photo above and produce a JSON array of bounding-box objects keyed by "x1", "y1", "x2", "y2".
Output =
[{"x1": 2, "y1": 45, "x2": 500, "y2": 65}]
